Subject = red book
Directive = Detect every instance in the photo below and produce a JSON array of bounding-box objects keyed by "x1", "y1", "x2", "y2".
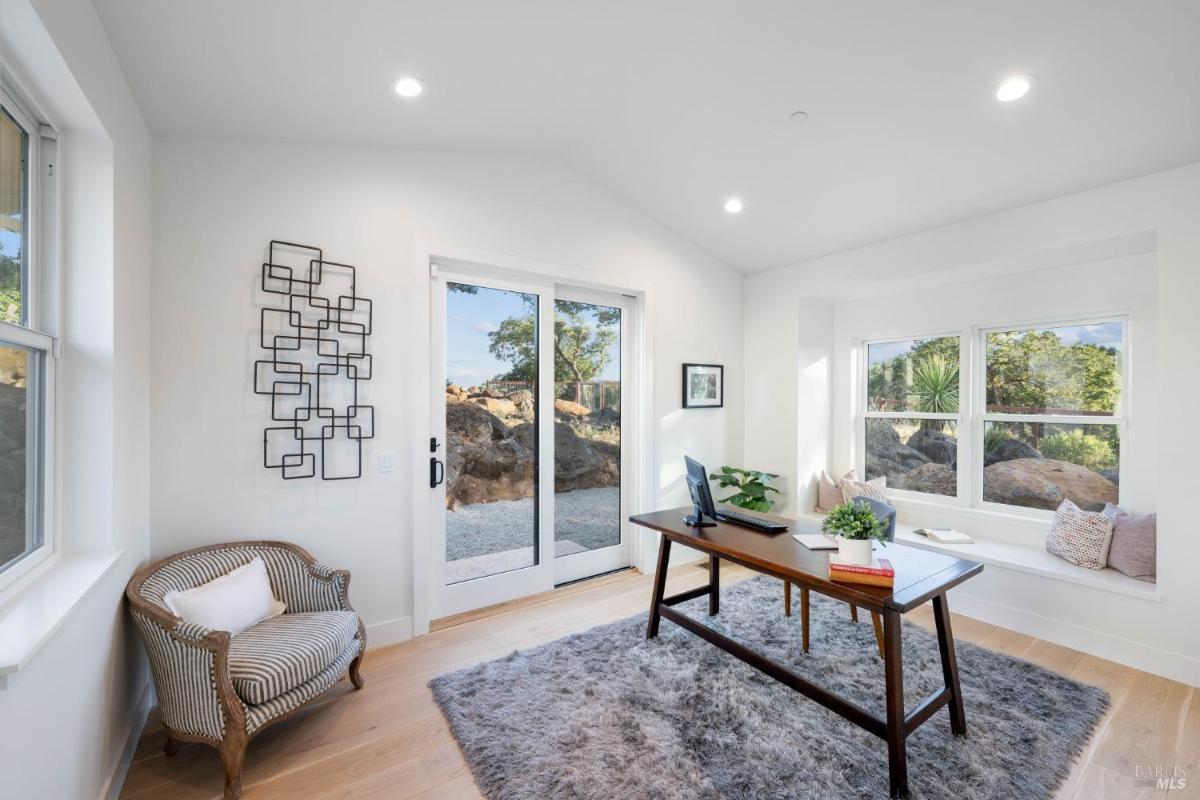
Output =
[{"x1": 827, "y1": 557, "x2": 894, "y2": 577}]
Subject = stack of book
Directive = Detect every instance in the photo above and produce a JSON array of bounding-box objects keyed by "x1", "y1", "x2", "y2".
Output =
[{"x1": 828, "y1": 555, "x2": 895, "y2": 587}]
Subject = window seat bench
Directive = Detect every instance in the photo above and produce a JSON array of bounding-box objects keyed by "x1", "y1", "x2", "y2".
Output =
[{"x1": 792, "y1": 511, "x2": 1160, "y2": 603}]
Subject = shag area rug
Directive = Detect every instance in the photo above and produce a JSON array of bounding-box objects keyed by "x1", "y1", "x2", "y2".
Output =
[{"x1": 430, "y1": 576, "x2": 1107, "y2": 799}]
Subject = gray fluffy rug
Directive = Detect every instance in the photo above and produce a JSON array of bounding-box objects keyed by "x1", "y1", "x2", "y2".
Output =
[{"x1": 430, "y1": 576, "x2": 1107, "y2": 799}]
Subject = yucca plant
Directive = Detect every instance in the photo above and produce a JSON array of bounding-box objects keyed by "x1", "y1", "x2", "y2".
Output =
[
  {"x1": 911, "y1": 355, "x2": 959, "y2": 430},
  {"x1": 708, "y1": 466, "x2": 780, "y2": 512}
]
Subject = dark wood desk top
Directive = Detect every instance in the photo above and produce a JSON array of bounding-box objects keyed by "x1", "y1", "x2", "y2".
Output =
[{"x1": 630, "y1": 507, "x2": 983, "y2": 613}]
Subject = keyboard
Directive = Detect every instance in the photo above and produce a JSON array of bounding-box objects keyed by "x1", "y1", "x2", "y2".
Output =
[{"x1": 715, "y1": 509, "x2": 788, "y2": 533}]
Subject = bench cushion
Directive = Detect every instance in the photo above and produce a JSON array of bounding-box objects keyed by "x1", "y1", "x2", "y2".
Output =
[{"x1": 229, "y1": 611, "x2": 359, "y2": 705}]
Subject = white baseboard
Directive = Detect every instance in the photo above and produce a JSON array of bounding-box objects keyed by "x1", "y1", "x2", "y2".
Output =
[
  {"x1": 100, "y1": 677, "x2": 153, "y2": 800},
  {"x1": 949, "y1": 590, "x2": 1200, "y2": 688},
  {"x1": 366, "y1": 615, "x2": 414, "y2": 648}
]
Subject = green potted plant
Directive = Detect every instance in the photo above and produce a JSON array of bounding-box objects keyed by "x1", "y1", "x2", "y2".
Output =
[
  {"x1": 821, "y1": 500, "x2": 887, "y2": 565},
  {"x1": 708, "y1": 466, "x2": 780, "y2": 512}
]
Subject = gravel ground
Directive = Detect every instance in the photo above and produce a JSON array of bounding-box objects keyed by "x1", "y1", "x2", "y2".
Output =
[{"x1": 446, "y1": 487, "x2": 620, "y2": 561}]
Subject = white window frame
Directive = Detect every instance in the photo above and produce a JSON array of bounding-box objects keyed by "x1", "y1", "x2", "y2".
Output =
[
  {"x1": 858, "y1": 332, "x2": 967, "y2": 503},
  {"x1": 0, "y1": 77, "x2": 60, "y2": 596},
  {"x1": 857, "y1": 314, "x2": 1129, "y2": 517}
]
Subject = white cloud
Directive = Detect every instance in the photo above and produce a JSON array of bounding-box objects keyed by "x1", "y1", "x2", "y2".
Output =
[{"x1": 474, "y1": 321, "x2": 499, "y2": 333}]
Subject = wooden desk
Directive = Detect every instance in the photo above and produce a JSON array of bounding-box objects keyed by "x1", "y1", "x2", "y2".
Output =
[{"x1": 630, "y1": 507, "x2": 984, "y2": 799}]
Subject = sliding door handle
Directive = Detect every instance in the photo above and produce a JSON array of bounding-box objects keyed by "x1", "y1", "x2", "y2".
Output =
[{"x1": 430, "y1": 457, "x2": 445, "y2": 488}]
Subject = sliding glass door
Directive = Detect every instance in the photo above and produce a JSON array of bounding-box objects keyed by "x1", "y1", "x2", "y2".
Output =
[{"x1": 430, "y1": 269, "x2": 632, "y2": 618}]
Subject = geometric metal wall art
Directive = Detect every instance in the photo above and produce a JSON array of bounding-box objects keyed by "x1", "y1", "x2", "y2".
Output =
[{"x1": 254, "y1": 240, "x2": 374, "y2": 479}]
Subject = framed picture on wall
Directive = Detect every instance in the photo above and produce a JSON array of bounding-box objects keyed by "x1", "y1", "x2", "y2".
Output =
[{"x1": 682, "y1": 363, "x2": 724, "y2": 408}]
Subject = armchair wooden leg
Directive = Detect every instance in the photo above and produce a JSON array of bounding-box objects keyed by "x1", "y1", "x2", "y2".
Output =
[
  {"x1": 783, "y1": 581, "x2": 792, "y2": 617},
  {"x1": 850, "y1": 604, "x2": 859, "y2": 623},
  {"x1": 800, "y1": 587, "x2": 810, "y2": 653},
  {"x1": 220, "y1": 733, "x2": 248, "y2": 800},
  {"x1": 349, "y1": 653, "x2": 366, "y2": 690},
  {"x1": 871, "y1": 612, "x2": 885, "y2": 659},
  {"x1": 163, "y1": 734, "x2": 179, "y2": 757}
]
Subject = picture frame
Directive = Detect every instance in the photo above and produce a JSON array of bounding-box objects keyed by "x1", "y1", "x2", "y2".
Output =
[{"x1": 682, "y1": 363, "x2": 724, "y2": 408}]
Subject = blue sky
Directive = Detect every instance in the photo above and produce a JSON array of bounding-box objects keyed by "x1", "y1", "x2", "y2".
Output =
[
  {"x1": 869, "y1": 322, "x2": 1122, "y2": 367},
  {"x1": 446, "y1": 285, "x2": 621, "y2": 388}
]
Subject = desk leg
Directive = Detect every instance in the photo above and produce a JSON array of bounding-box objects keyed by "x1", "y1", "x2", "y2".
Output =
[
  {"x1": 646, "y1": 535, "x2": 672, "y2": 639},
  {"x1": 800, "y1": 587, "x2": 810, "y2": 653},
  {"x1": 708, "y1": 555, "x2": 720, "y2": 616},
  {"x1": 783, "y1": 581, "x2": 792, "y2": 617},
  {"x1": 883, "y1": 609, "x2": 908, "y2": 799},
  {"x1": 933, "y1": 593, "x2": 967, "y2": 736}
]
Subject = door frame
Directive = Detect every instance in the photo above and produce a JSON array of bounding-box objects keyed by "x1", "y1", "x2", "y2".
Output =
[{"x1": 410, "y1": 241, "x2": 654, "y2": 635}]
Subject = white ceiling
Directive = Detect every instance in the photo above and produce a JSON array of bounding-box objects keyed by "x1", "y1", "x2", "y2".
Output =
[{"x1": 94, "y1": 0, "x2": 1200, "y2": 272}]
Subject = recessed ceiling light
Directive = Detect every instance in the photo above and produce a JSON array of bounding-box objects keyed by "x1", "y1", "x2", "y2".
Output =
[
  {"x1": 995, "y1": 74, "x2": 1035, "y2": 103},
  {"x1": 789, "y1": 110, "x2": 810, "y2": 125},
  {"x1": 392, "y1": 77, "x2": 425, "y2": 98},
  {"x1": 724, "y1": 197, "x2": 744, "y2": 214}
]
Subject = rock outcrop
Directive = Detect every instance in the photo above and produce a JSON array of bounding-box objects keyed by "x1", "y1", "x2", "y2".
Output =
[
  {"x1": 982, "y1": 458, "x2": 1117, "y2": 511},
  {"x1": 983, "y1": 437, "x2": 1042, "y2": 466}
]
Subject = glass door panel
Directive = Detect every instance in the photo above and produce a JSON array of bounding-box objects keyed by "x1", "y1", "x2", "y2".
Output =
[
  {"x1": 552, "y1": 299, "x2": 622, "y2": 557},
  {"x1": 443, "y1": 281, "x2": 539, "y2": 584}
]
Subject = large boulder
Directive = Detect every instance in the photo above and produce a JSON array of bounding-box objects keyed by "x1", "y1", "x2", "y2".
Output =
[
  {"x1": 445, "y1": 383, "x2": 468, "y2": 403},
  {"x1": 865, "y1": 419, "x2": 928, "y2": 481},
  {"x1": 472, "y1": 396, "x2": 518, "y2": 418},
  {"x1": 982, "y1": 458, "x2": 1117, "y2": 511},
  {"x1": 866, "y1": 419, "x2": 900, "y2": 448},
  {"x1": 445, "y1": 403, "x2": 533, "y2": 509},
  {"x1": 983, "y1": 437, "x2": 1042, "y2": 466},
  {"x1": 906, "y1": 428, "x2": 957, "y2": 468},
  {"x1": 510, "y1": 421, "x2": 619, "y2": 493},
  {"x1": 554, "y1": 398, "x2": 591, "y2": 417},
  {"x1": 895, "y1": 463, "x2": 957, "y2": 496},
  {"x1": 507, "y1": 389, "x2": 534, "y2": 418}
]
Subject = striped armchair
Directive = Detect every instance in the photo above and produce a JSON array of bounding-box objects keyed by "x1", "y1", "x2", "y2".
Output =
[{"x1": 126, "y1": 541, "x2": 365, "y2": 800}]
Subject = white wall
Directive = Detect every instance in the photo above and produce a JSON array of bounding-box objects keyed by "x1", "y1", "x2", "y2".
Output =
[
  {"x1": 0, "y1": 0, "x2": 153, "y2": 798},
  {"x1": 744, "y1": 162, "x2": 1200, "y2": 686},
  {"x1": 150, "y1": 138, "x2": 744, "y2": 642}
]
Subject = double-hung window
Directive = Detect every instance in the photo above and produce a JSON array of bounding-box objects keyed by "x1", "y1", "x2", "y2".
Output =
[
  {"x1": 0, "y1": 81, "x2": 57, "y2": 589},
  {"x1": 978, "y1": 319, "x2": 1125, "y2": 512},
  {"x1": 860, "y1": 318, "x2": 1126, "y2": 514},
  {"x1": 862, "y1": 335, "x2": 962, "y2": 497}
]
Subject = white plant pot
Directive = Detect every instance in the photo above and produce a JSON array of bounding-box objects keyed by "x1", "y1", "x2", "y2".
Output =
[{"x1": 837, "y1": 537, "x2": 874, "y2": 566}]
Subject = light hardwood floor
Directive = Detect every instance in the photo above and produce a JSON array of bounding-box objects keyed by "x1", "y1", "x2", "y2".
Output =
[{"x1": 120, "y1": 563, "x2": 1198, "y2": 799}]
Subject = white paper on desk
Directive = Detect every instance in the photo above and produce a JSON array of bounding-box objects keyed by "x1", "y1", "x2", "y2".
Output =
[{"x1": 793, "y1": 533, "x2": 838, "y2": 550}]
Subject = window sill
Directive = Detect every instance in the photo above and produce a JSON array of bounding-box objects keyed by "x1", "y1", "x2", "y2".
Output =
[
  {"x1": 0, "y1": 549, "x2": 124, "y2": 689},
  {"x1": 795, "y1": 511, "x2": 1160, "y2": 603}
]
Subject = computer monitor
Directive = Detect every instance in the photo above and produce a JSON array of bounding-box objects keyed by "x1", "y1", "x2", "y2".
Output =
[{"x1": 684, "y1": 455, "x2": 717, "y2": 525}]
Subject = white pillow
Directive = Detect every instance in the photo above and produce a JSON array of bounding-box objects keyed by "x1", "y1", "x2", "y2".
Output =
[
  {"x1": 840, "y1": 475, "x2": 887, "y2": 504},
  {"x1": 1046, "y1": 499, "x2": 1113, "y2": 570},
  {"x1": 164, "y1": 557, "x2": 285, "y2": 635}
]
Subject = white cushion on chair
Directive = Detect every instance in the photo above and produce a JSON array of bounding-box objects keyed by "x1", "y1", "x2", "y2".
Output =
[
  {"x1": 163, "y1": 557, "x2": 285, "y2": 635},
  {"x1": 229, "y1": 611, "x2": 360, "y2": 705}
]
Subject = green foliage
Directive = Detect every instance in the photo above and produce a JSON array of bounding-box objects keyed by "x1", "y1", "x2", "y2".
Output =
[
  {"x1": 1039, "y1": 429, "x2": 1116, "y2": 471},
  {"x1": 485, "y1": 297, "x2": 619, "y2": 403},
  {"x1": 983, "y1": 426, "x2": 1013, "y2": 453},
  {"x1": 0, "y1": 253, "x2": 21, "y2": 324},
  {"x1": 822, "y1": 500, "x2": 887, "y2": 542},
  {"x1": 867, "y1": 336, "x2": 959, "y2": 412},
  {"x1": 986, "y1": 330, "x2": 1119, "y2": 414},
  {"x1": 708, "y1": 466, "x2": 779, "y2": 512},
  {"x1": 911, "y1": 355, "x2": 959, "y2": 414}
]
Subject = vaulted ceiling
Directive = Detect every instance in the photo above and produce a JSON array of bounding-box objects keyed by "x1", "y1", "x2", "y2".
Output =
[{"x1": 95, "y1": 0, "x2": 1200, "y2": 271}]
